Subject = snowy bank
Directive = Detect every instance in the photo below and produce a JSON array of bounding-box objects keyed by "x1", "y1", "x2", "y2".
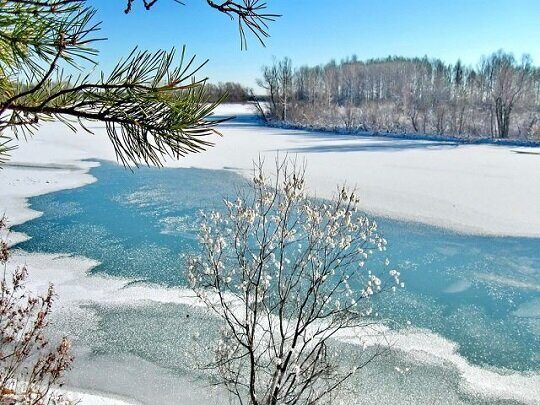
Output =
[{"x1": 3, "y1": 103, "x2": 540, "y2": 237}]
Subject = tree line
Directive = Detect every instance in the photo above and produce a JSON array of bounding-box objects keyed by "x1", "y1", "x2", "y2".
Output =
[
  {"x1": 205, "y1": 81, "x2": 253, "y2": 103},
  {"x1": 258, "y1": 52, "x2": 540, "y2": 139}
]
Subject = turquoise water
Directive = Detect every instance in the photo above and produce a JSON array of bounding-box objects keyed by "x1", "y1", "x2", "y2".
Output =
[{"x1": 14, "y1": 161, "x2": 540, "y2": 376}]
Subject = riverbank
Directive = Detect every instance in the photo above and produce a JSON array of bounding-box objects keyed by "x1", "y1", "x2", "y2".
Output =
[
  {"x1": 263, "y1": 117, "x2": 540, "y2": 148},
  {"x1": 1, "y1": 104, "x2": 540, "y2": 404},
  {"x1": 6, "y1": 103, "x2": 540, "y2": 238}
]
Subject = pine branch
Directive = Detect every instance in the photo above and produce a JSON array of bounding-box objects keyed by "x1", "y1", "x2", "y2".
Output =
[
  {"x1": 0, "y1": 134, "x2": 15, "y2": 165},
  {"x1": 123, "y1": 0, "x2": 280, "y2": 49},
  {"x1": 5, "y1": 0, "x2": 80, "y2": 5},
  {"x1": 2, "y1": 46, "x2": 226, "y2": 166},
  {"x1": 0, "y1": 1, "x2": 230, "y2": 165},
  {"x1": 1, "y1": 0, "x2": 278, "y2": 165},
  {"x1": 206, "y1": 0, "x2": 280, "y2": 49}
]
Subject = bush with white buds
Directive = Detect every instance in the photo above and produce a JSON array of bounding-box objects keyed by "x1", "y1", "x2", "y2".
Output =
[{"x1": 187, "y1": 159, "x2": 402, "y2": 404}]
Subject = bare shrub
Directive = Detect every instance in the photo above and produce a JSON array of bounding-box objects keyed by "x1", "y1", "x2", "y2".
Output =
[
  {"x1": 0, "y1": 218, "x2": 73, "y2": 405},
  {"x1": 187, "y1": 160, "x2": 402, "y2": 404}
]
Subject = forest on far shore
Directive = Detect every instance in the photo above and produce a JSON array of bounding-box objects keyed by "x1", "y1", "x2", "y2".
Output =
[
  {"x1": 205, "y1": 81, "x2": 253, "y2": 103},
  {"x1": 256, "y1": 51, "x2": 540, "y2": 140}
]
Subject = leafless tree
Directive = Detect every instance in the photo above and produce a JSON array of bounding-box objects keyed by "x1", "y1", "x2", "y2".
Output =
[
  {"x1": 257, "y1": 58, "x2": 293, "y2": 121},
  {"x1": 277, "y1": 58, "x2": 293, "y2": 121},
  {"x1": 257, "y1": 63, "x2": 280, "y2": 118},
  {"x1": 482, "y1": 52, "x2": 533, "y2": 138},
  {"x1": 187, "y1": 159, "x2": 402, "y2": 404}
]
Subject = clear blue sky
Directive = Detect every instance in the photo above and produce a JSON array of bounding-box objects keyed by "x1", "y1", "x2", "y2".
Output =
[{"x1": 87, "y1": 0, "x2": 540, "y2": 89}]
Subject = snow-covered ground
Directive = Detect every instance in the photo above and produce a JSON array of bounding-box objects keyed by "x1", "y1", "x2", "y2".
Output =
[
  {"x1": 3, "y1": 103, "x2": 540, "y2": 239},
  {"x1": 64, "y1": 390, "x2": 135, "y2": 405},
  {"x1": 1, "y1": 103, "x2": 540, "y2": 404}
]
